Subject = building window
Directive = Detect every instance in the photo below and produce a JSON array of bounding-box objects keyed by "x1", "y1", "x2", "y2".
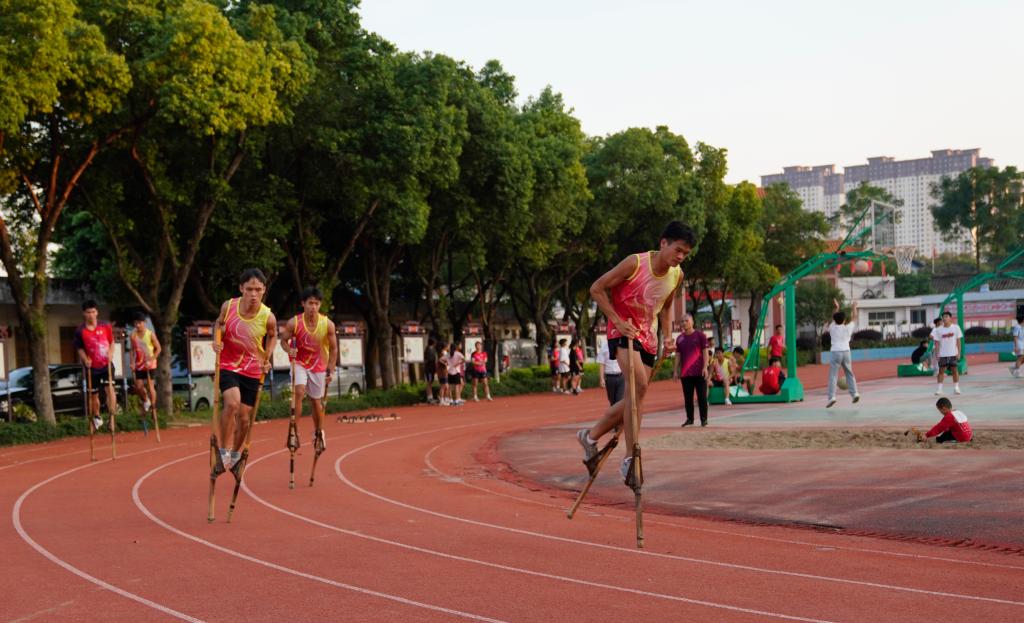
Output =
[
  {"x1": 868, "y1": 311, "x2": 896, "y2": 326},
  {"x1": 910, "y1": 309, "x2": 927, "y2": 325}
]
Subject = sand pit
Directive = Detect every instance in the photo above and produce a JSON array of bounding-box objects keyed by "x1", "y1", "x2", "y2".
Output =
[{"x1": 645, "y1": 428, "x2": 1024, "y2": 450}]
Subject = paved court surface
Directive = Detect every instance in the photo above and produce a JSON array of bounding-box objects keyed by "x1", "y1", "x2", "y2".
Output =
[{"x1": 498, "y1": 359, "x2": 1024, "y2": 550}]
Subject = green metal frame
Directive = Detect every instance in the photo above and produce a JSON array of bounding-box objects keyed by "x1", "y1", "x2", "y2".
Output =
[
  {"x1": 723, "y1": 204, "x2": 894, "y2": 403},
  {"x1": 899, "y1": 246, "x2": 1024, "y2": 377}
]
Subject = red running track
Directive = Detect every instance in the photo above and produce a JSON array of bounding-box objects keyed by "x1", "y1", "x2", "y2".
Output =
[{"x1": 3, "y1": 355, "x2": 1022, "y2": 622}]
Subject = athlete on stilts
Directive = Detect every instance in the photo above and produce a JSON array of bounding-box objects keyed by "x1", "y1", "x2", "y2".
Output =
[
  {"x1": 130, "y1": 312, "x2": 161, "y2": 437},
  {"x1": 576, "y1": 221, "x2": 696, "y2": 483},
  {"x1": 213, "y1": 269, "x2": 277, "y2": 470},
  {"x1": 278, "y1": 286, "x2": 338, "y2": 485},
  {"x1": 75, "y1": 300, "x2": 118, "y2": 433}
]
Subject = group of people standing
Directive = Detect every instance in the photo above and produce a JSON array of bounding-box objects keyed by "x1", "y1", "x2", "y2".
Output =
[
  {"x1": 424, "y1": 339, "x2": 492, "y2": 405},
  {"x1": 550, "y1": 337, "x2": 587, "y2": 395}
]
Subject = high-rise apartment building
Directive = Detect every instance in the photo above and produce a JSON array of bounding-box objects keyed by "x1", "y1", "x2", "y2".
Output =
[{"x1": 761, "y1": 149, "x2": 993, "y2": 257}]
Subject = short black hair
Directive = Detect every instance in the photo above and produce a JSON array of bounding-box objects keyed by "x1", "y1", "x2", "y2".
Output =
[
  {"x1": 660, "y1": 221, "x2": 697, "y2": 247},
  {"x1": 919, "y1": 340, "x2": 927, "y2": 347},
  {"x1": 1017, "y1": 314, "x2": 1024, "y2": 324},
  {"x1": 732, "y1": 346, "x2": 744, "y2": 355},
  {"x1": 833, "y1": 311, "x2": 846, "y2": 324},
  {"x1": 82, "y1": 299, "x2": 98, "y2": 311},
  {"x1": 133, "y1": 311, "x2": 147, "y2": 323},
  {"x1": 768, "y1": 356, "x2": 781, "y2": 365},
  {"x1": 300, "y1": 286, "x2": 323, "y2": 302},
  {"x1": 942, "y1": 311, "x2": 952, "y2": 318},
  {"x1": 558, "y1": 338, "x2": 567, "y2": 346},
  {"x1": 936, "y1": 397, "x2": 952, "y2": 410},
  {"x1": 775, "y1": 324, "x2": 783, "y2": 330},
  {"x1": 239, "y1": 268, "x2": 268, "y2": 286},
  {"x1": 714, "y1": 346, "x2": 724, "y2": 354},
  {"x1": 933, "y1": 318, "x2": 942, "y2": 325}
]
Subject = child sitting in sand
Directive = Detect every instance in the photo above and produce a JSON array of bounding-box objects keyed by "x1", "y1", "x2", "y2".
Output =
[
  {"x1": 920, "y1": 397, "x2": 973, "y2": 444},
  {"x1": 758, "y1": 357, "x2": 786, "y2": 395}
]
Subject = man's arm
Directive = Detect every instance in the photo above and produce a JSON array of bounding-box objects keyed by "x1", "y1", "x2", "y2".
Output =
[
  {"x1": 263, "y1": 313, "x2": 278, "y2": 372},
  {"x1": 150, "y1": 333, "x2": 162, "y2": 359},
  {"x1": 278, "y1": 317, "x2": 296, "y2": 355},
  {"x1": 326, "y1": 321, "x2": 338, "y2": 379},
  {"x1": 849, "y1": 301, "x2": 858, "y2": 325},
  {"x1": 590, "y1": 255, "x2": 641, "y2": 338},
  {"x1": 213, "y1": 300, "x2": 230, "y2": 352},
  {"x1": 74, "y1": 329, "x2": 90, "y2": 367},
  {"x1": 658, "y1": 279, "x2": 683, "y2": 353}
]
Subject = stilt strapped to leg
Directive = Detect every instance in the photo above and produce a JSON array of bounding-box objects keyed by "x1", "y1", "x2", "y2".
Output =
[
  {"x1": 566, "y1": 428, "x2": 619, "y2": 519},
  {"x1": 227, "y1": 372, "x2": 266, "y2": 523},
  {"x1": 309, "y1": 429, "x2": 325, "y2": 487},
  {"x1": 207, "y1": 329, "x2": 223, "y2": 523},
  {"x1": 626, "y1": 340, "x2": 644, "y2": 549},
  {"x1": 287, "y1": 418, "x2": 300, "y2": 489}
]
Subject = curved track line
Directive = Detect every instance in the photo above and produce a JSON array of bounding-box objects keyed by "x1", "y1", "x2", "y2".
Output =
[
  {"x1": 12, "y1": 443, "x2": 203, "y2": 623},
  {"x1": 131, "y1": 451, "x2": 507, "y2": 623},
  {"x1": 337, "y1": 424, "x2": 1024, "y2": 607},
  {"x1": 242, "y1": 448, "x2": 834, "y2": 623},
  {"x1": 423, "y1": 439, "x2": 1024, "y2": 572}
]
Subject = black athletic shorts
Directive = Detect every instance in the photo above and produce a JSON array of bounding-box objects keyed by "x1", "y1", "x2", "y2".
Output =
[
  {"x1": 425, "y1": 370, "x2": 436, "y2": 383},
  {"x1": 87, "y1": 367, "x2": 113, "y2": 392},
  {"x1": 938, "y1": 356, "x2": 958, "y2": 372},
  {"x1": 608, "y1": 336, "x2": 656, "y2": 368},
  {"x1": 134, "y1": 369, "x2": 152, "y2": 381},
  {"x1": 447, "y1": 373, "x2": 463, "y2": 385},
  {"x1": 711, "y1": 379, "x2": 724, "y2": 388},
  {"x1": 469, "y1": 368, "x2": 488, "y2": 380},
  {"x1": 220, "y1": 370, "x2": 260, "y2": 407}
]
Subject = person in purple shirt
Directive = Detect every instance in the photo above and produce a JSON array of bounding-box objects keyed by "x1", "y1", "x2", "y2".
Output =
[{"x1": 674, "y1": 314, "x2": 709, "y2": 427}]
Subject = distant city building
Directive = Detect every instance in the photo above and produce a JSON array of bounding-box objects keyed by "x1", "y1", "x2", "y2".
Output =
[{"x1": 762, "y1": 149, "x2": 994, "y2": 257}]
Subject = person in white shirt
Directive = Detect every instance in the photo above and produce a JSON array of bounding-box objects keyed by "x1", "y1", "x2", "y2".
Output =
[
  {"x1": 1011, "y1": 314, "x2": 1024, "y2": 378},
  {"x1": 557, "y1": 339, "x2": 571, "y2": 393},
  {"x1": 931, "y1": 311, "x2": 963, "y2": 395},
  {"x1": 595, "y1": 339, "x2": 624, "y2": 406},
  {"x1": 826, "y1": 298, "x2": 860, "y2": 408}
]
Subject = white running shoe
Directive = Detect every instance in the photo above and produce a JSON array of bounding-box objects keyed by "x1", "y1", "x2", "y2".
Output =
[
  {"x1": 852, "y1": 394, "x2": 860, "y2": 404},
  {"x1": 826, "y1": 399, "x2": 836, "y2": 408},
  {"x1": 620, "y1": 457, "x2": 633, "y2": 483},
  {"x1": 954, "y1": 386, "x2": 961, "y2": 395},
  {"x1": 486, "y1": 394, "x2": 492, "y2": 401},
  {"x1": 230, "y1": 451, "x2": 241, "y2": 467},
  {"x1": 576, "y1": 429, "x2": 598, "y2": 462},
  {"x1": 724, "y1": 398, "x2": 732, "y2": 406},
  {"x1": 219, "y1": 448, "x2": 232, "y2": 469},
  {"x1": 92, "y1": 416, "x2": 103, "y2": 430}
]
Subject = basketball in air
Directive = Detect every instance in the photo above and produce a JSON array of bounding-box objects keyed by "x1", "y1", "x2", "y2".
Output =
[{"x1": 853, "y1": 259, "x2": 871, "y2": 275}]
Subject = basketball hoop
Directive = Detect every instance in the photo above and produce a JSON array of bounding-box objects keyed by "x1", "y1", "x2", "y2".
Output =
[{"x1": 890, "y1": 246, "x2": 916, "y2": 275}]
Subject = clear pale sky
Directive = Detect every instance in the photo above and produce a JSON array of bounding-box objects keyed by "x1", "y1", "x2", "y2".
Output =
[{"x1": 358, "y1": 0, "x2": 1024, "y2": 184}]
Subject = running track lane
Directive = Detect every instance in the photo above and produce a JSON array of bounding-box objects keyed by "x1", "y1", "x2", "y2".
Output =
[{"x1": 3, "y1": 374, "x2": 1021, "y2": 622}]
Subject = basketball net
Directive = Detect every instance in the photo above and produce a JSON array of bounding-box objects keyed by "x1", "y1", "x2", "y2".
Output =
[{"x1": 890, "y1": 246, "x2": 916, "y2": 275}]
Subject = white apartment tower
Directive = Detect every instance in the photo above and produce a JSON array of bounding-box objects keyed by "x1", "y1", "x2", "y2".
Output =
[{"x1": 761, "y1": 149, "x2": 993, "y2": 257}]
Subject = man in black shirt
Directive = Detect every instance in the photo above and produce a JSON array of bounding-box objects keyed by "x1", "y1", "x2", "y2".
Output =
[
  {"x1": 910, "y1": 340, "x2": 929, "y2": 367},
  {"x1": 424, "y1": 338, "x2": 438, "y2": 404}
]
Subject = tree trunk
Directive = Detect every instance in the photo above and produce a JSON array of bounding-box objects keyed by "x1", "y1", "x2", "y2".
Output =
[
  {"x1": 747, "y1": 289, "x2": 764, "y2": 350},
  {"x1": 151, "y1": 316, "x2": 175, "y2": 414},
  {"x1": 26, "y1": 311, "x2": 56, "y2": 425}
]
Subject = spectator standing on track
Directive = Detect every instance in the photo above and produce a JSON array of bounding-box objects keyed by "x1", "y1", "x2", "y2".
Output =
[
  {"x1": 932, "y1": 311, "x2": 963, "y2": 395},
  {"x1": 768, "y1": 324, "x2": 785, "y2": 360},
  {"x1": 596, "y1": 338, "x2": 624, "y2": 406},
  {"x1": 676, "y1": 313, "x2": 709, "y2": 426},
  {"x1": 424, "y1": 338, "x2": 438, "y2": 404},
  {"x1": 213, "y1": 268, "x2": 277, "y2": 470},
  {"x1": 76, "y1": 300, "x2": 118, "y2": 431},
  {"x1": 549, "y1": 338, "x2": 561, "y2": 393},
  {"x1": 923, "y1": 397, "x2": 973, "y2": 444},
  {"x1": 448, "y1": 343, "x2": 466, "y2": 405},
  {"x1": 569, "y1": 337, "x2": 584, "y2": 395},
  {"x1": 437, "y1": 343, "x2": 451, "y2": 406},
  {"x1": 826, "y1": 298, "x2": 860, "y2": 408},
  {"x1": 1011, "y1": 314, "x2": 1024, "y2": 378},
  {"x1": 575, "y1": 221, "x2": 695, "y2": 485},
  {"x1": 470, "y1": 341, "x2": 492, "y2": 402},
  {"x1": 557, "y1": 338, "x2": 571, "y2": 393}
]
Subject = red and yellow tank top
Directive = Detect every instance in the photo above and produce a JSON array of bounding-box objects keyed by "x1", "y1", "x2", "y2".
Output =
[
  {"x1": 606, "y1": 252, "x2": 682, "y2": 355},
  {"x1": 131, "y1": 329, "x2": 158, "y2": 371},
  {"x1": 294, "y1": 313, "x2": 329, "y2": 373},
  {"x1": 220, "y1": 298, "x2": 271, "y2": 378}
]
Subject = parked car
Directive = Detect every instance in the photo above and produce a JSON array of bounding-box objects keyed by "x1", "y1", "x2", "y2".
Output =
[
  {"x1": 498, "y1": 339, "x2": 539, "y2": 371},
  {"x1": 171, "y1": 363, "x2": 215, "y2": 412},
  {"x1": 0, "y1": 364, "x2": 128, "y2": 417}
]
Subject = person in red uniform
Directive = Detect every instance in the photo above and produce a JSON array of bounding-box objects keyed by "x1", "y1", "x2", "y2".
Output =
[
  {"x1": 576, "y1": 221, "x2": 698, "y2": 484},
  {"x1": 768, "y1": 325, "x2": 785, "y2": 359},
  {"x1": 74, "y1": 300, "x2": 117, "y2": 430},
  {"x1": 213, "y1": 269, "x2": 277, "y2": 469},
  {"x1": 758, "y1": 357, "x2": 786, "y2": 395},
  {"x1": 924, "y1": 397, "x2": 973, "y2": 444}
]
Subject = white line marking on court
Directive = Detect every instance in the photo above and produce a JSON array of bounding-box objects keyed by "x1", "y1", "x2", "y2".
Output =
[
  {"x1": 240, "y1": 447, "x2": 835, "y2": 623},
  {"x1": 11, "y1": 443, "x2": 204, "y2": 623},
  {"x1": 337, "y1": 423, "x2": 1024, "y2": 608},
  {"x1": 132, "y1": 450, "x2": 507, "y2": 623}
]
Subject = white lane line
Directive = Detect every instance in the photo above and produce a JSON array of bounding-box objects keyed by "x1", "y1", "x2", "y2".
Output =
[
  {"x1": 11, "y1": 442, "x2": 204, "y2": 623},
  {"x1": 338, "y1": 424, "x2": 1024, "y2": 608},
  {"x1": 241, "y1": 448, "x2": 835, "y2": 623},
  {"x1": 131, "y1": 450, "x2": 507, "y2": 623},
  {"x1": 423, "y1": 439, "x2": 1024, "y2": 572}
]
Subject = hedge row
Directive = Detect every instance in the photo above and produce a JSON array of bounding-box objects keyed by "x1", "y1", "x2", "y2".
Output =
[{"x1": 0, "y1": 362, "x2": 678, "y2": 447}]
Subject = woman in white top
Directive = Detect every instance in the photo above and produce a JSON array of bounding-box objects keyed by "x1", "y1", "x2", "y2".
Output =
[{"x1": 827, "y1": 298, "x2": 860, "y2": 408}]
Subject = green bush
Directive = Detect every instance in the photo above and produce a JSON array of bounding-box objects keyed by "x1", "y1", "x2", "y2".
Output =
[{"x1": 0, "y1": 410, "x2": 170, "y2": 447}]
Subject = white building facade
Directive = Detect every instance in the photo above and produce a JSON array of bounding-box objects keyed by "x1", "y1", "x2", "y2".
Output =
[{"x1": 762, "y1": 149, "x2": 993, "y2": 258}]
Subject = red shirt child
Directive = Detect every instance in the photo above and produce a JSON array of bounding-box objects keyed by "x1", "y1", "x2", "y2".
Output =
[
  {"x1": 759, "y1": 358, "x2": 785, "y2": 395},
  {"x1": 768, "y1": 331, "x2": 784, "y2": 359},
  {"x1": 925, "y1": 399, "x2": 972, "y2": 443}
]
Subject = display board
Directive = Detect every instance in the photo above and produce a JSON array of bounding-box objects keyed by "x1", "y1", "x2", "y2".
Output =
[
  {"x1": 403, "y1": 335, "x2": 425, "y2": 364},
  {"x1": 189, "y1": 338, "x2": 216, "y2": 374},
  {"x1": 463, "y1": 337, "x2": 485, "y2": 358},
  {"x1": 337, "y1": 337, "x2": 364, "y2": 367},
  {"x1": 111, "y1": 342, "x2": 125, "y2": 379}
]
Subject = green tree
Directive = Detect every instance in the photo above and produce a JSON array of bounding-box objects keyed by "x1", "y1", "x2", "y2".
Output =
[
  {"x1": 63, "y1": 0, "x2": 311, "y2": 411},
  {"x1": 0, "y1": 0, "x2": 131, "y2": 424},
  {"x1": 931, "y1": 166, "x2": 1024, "y2": 271},
  {"x1": 750, "y1": 183, "x2": 829, "y2": 345},
  {"x1": 796, "y1": 279, "x2": 844, "y2": 356}
]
